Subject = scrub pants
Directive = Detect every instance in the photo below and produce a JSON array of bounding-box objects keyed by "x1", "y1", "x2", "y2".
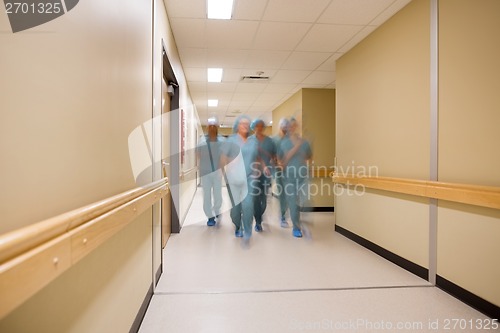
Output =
[
  {"x1": 253, "y1": 174, "x2": 270, "y2": 224},
  {"x1": 229, "y1": 178, "x2": 256, "y2": 238},
  {"x1": 274, "y1": 168, "x2": 288, "y2": 219},
  {"x1": 284, "y1": 176, "x2": 308, "y2": 230},
  {"x1": 201, "y1": 172, "x2": 222, "y2": 219}
]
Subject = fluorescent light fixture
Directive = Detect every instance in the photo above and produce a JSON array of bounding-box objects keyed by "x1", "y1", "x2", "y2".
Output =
[
  {"x1": 208, "y1": 99, "x2": 218, "y2": 107},
  {"x1": 207, "y1": 0, "x2": 234, "y2": 20},
  {"x1": 207, "y1": 68, "x2": 223, "y2": 82}
]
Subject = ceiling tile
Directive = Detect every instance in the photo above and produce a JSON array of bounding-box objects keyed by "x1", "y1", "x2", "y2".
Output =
[
  {"x1": 164, "y1": 0, "x2": 411, "y2": 125},
  {"x1": 263, "y1": 83, "x2": 298, "y2": 93},
  {"x1": 338, "y1": 25, "x2": 378, "y2": 53},
  {"x1": 296, "y1": 24, "x2": 363, "y2": 52},
  {"x1": 164, "y1": 0, "x2": 206, "y2": 19},
  {"x1": 272, "y1": 70, "x2": 312, "y2": 83},
  {"x1": 232, "y1": 0, "x2": 268, "y2": 20},
  {"x1": 301, "y1": 71, "x2": 336, "y2": 85},
  {"x1": 170, "y1": 18, "x2": 206, "y2": 48},
  {"x1": 253, "y1": 94, "x2": 285, "y2": 107},
  {"x1": 206, "y1": 20, "x2": 260, "y2": 50},
  {"x1": 235, "y1": 82, "x2": 268, "y2": 94},
  {"x1": 262, "y1": 0, "x2": 331, "y2": 23},
  {"x1": 222, "y1": 68, "x2": 243, "y2": 82},
  {"x1": 255, "y1": 92, "x2": 285, "y2": 102},
  {"x1": 206, "y1": 82, "x2": 237, "y2": 93},
  {"x1": 232, "y1": 92, "x2": 259, "y2": 102},
  {"x1": 371, "y1": 0, "x2": 412, "y2": 26},
  {"x1": 318, "y1": 0, "x2": 394, "y2": 25},
  {"x1": 251, "y1": 100, "x2": 279, "y2": 108},
  {"x1": 184, "y1": 67, "x2": 207, "y2": 82},
  {"x1": 281, "y1": 51, "x2": 332, "y2": 70},
  {"x1": 188, "y1": 82, "x2": 207, "y2": 93},
  {"x1": 243, "y1": 50, "x2": 291, "y2": 70},
  {"x1": 206, "y1": 49, "x2": 249, "y2": 68},
  {"x1": 247, "y1": 107, "x2": 274, "y2": 117},
  {"x1": 253, "y1": 22, "x2": 312, "y2": 51},
  {"x1": 178, "y1": 48, "x2": 207, "y2": 68},
  {"x1": 206, "y1": 92, "x2": 234, "y2": 100},
  {"x1": 229, "y1": 100, "x2": 254, "y2": 108},
  {"x1": 317, "y1": 53, "x2": 343, "y2": 71}
]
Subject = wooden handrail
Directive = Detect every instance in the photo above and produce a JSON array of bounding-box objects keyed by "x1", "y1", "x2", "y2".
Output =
[
  {"x1": 310, "y1": 168, "x2": 335, "y2": 178},
  {"x1": 0, "y1": 178, "x2": 168, "y2": 264},
  {"x1": 332, "y1": 174, "x2": 500, "y2": 210},
  {"x1": 0, "y1": 178, "x2": 169, "y2": 319}
]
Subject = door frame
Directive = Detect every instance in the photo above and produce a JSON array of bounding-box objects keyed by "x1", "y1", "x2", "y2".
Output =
[{"x1": 161, "y1": 41, "x2": 180, "y2": 237}]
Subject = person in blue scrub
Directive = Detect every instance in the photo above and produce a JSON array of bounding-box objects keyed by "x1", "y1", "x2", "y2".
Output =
[
  {"x1": 272, "y1": 118, "x2": 290, "y2": 228},
  {"x1": 221, "y1": 115, "x2": 259, "y2": 239},
  {"x1": 277, "y1": 118, "x2": 312, "y2": 238},
  {"x1": 249, "y1": 118, "x2": 276, "y2": 232},
  {"x1": 196, "y1": 117, "x2": 225, "y2": 226}
]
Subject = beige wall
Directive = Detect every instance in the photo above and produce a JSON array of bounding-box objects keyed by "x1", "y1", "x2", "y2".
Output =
[
  {"x1": 336, "y1": 0, "x2": 500, "y2": 308},
  {"x1": 0, "y1": 0, "x2": 196, "y2": 331},
  {"x1": 272, "y1": 89, "x2": 302, "y2": 136},
  {"x1": 336, "y1": 0, "x2": 430, "y2": 179},
  {"x1": 303, "y1": 89, "x2": 336, "y2": 207},
  {"x1": 438, "y1": 0, "x2": 500, "y2": 187},
  {"x1": 335, "y1": 0, "x2": 430, "y2": 267},
  {"x1": 302, "y1": 89, "x2": 335, "y2": 168},
  {"x1": 437, "y1": 0, "x2": 500, "y2": 306},
  {"x1": 0, "y1": 0, "x2": 153, "y2": 234}
]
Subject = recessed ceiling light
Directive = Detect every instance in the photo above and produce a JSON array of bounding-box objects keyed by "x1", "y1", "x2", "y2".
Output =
[
  {"x1": 207, "y1": 0, "x2": 234, "y2": 20},
  {"x1": 207, "y1": 68, "x2": 223, "y2": 82},
  {"x1": 208, "y1": 99, "x2": 218, "y2": 107}
]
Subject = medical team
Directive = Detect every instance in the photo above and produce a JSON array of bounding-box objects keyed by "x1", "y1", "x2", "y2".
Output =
[{"x1": 196, "y1": 115, "x2": 312, "y2": 241}]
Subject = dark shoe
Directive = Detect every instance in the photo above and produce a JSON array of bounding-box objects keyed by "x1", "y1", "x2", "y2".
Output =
[
  {"x1": 235, "y1": 229, "x2": 243, "y2": 237},
  {"x1": 207, "y1": 217, "x2": 216, "y2": 227},
  {"x1": 255, "y1": 223, "x2": 263, "y2": 232}
]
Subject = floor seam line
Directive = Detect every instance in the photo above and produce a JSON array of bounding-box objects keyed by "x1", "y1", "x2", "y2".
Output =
[{"x1": 153, "y1": 284, "x2": 434, "y2": 296}]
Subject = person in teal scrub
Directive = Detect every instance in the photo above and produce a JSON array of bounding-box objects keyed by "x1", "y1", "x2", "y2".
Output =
[
  {"x1": 221, "y1": 115, "x2": 259, "y2": 240},
  {"x1": 277, "y1": 118, "x2": 312, "y2": 238},
  {"x1": 196, "y1": 117, "x2": 225, "y2": 226},
  {"x1": 249, "y1": 118, "x2": 276, "y2": 232},
  {"x1": 273, "y1": 118, "x2": 290, "y2": 228}
]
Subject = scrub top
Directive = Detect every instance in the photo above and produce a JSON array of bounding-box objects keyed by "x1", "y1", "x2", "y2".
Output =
[
  {"x1": 196, "y1": 135, "x2": 225, "y2": 176},
  {"x1": 223, "y1": 134, "x2": 258, "y2": 178},
  {"x1": 278, "y1": 136, "x2": 312, "y2": 178},
  {"x1": 249, "y1": 134, "x2": 276, "y2": 169}
]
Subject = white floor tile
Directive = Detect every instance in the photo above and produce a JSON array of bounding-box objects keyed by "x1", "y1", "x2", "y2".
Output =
[
  {"x1": 139, "y1": 188, "x2": 496, "y2": 332},
  {"x1": 140, "y1": 288, "x2": 494, "y2": 333}
]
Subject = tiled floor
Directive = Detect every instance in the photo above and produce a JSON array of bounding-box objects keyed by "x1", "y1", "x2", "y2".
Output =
[{"x1": 139, "y1": 188, "x2": 496, "y2": 332}]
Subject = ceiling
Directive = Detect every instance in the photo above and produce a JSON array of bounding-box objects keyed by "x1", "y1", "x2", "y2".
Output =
[{"x1": 164, "y1": 0, "x2": 412, "y2": 127}]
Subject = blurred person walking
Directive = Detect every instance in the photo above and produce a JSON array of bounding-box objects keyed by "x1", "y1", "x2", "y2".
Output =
[
  {"x1": 196, "y1": 117, "x2": 225, "y2": 227},
  {"x1": 277, "y1": 118, "x2": 312, "y2": 238},
  {"x1": 249, "y1": 118, "x2": 276, "y2": 232},
  {"x1": 221, "y1": 116, "x2": 259, "y2": 240},
  {"x1": 273, "y1": 118, "x2": 290, "y2": 228}
]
